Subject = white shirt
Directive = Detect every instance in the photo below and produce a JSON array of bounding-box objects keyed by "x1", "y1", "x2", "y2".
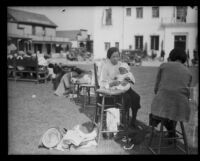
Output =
[
  {"x1": 37, "y1": 53, "x2": 48, "y2": 66},
  {"x1": 99, "y1": 59, "x2": 122, "y2": 87},
  {"x1": 116, "y1": 72, "x2": 135, "y2": 84},
  {"x1": 110, "y1": 72, "x2": 135, "y2": 91}
]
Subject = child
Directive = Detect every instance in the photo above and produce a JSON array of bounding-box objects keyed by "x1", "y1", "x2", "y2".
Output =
[{"x1": 110, "y1": 63, "x2": 135, "y2": 91}]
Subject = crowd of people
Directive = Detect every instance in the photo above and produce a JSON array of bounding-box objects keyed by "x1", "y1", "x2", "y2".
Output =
[{"x1": 7, "y1": 42, "x2": 55, "y2": 79}]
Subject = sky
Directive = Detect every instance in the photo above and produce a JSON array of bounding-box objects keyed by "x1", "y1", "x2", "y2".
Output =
[{"x1": 9, "y1": 6, "x2": 95, "y2": 35}]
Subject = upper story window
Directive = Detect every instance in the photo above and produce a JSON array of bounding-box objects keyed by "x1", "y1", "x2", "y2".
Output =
[
  {"x1": 151, "y1": 36, "x2": 159, "y2": 50},
  {"x1": 115, "y1": 42, "x2": 119, "y2": 49},
  {"x1": 152, "y1": 6, "x2": 159, "y2": 18},
  {"x1": 102, "y1": 8, "x2": 112, "y2": 26},
  {"x1": 176, "y1": 6, "x2": 187, "y2": 22},
  {"x1": 136, "y1": 7, "x2": 143, "y2": 18},
  {"x1": 126, "y1": 8, "x2": 131, "y2": 16},
  {"x1": 32, "y1": 25, "x2": 36, "y2": 35},
  {"x1": 105, "y1": 42, "x2": 110, "y2": 51},
  {"x1": 135, "y1": 36, "x2": 143, "y2": 50}
]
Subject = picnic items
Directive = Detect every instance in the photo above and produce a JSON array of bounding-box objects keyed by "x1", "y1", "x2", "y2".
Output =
[
  {"x1": 56, "y1": 124, "x2": 97, "y2": 151},
  {"x1": 38, "y1": 127, "x2": 66, "y2": 149},
  {"x1": 38, "y1": 122, "x2": 97, "y2": 151}
]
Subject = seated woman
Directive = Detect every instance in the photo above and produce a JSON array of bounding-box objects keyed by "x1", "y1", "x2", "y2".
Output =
[
  {"x1": 99, "y1": 47, "x2": 141, "y2": 129},
  {"x1": 150, "y1": 48, "x2": 192, "y2": 141},
  {"x1": 54, "y1": 67, "x2": 93, "y2": 97}
]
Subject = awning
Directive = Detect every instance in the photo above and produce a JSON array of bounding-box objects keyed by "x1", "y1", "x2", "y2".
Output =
[
  {"x1": 8, "y1": 33, "x2": 32, "y2": 40},
  {"x1": 33, "y1": 41, "x2": 71, "y2": 45}
]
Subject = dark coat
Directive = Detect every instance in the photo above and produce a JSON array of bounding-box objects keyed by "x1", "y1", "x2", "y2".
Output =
[{"x1": 151, "y1": 62, "x2": 192, "y2": 122}]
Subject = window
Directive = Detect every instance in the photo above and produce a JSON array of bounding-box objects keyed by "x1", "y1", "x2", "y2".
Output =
[
  {"x1": 176, "y1": 6, "x2": 187, "y2": 22},
  {"x1": 135, "y1": 36, "x2": 143, "y2": 50},
  {"x1": 115, "y1": 42, "x2": 119, "y2": 49},
  {"x1": 42, "y1": 26, "x2": 46, "y2": 36},
  {"x1": 152, "y1": 6, "x2": 159, "y2": 18},
  {"x1": 136, "y1": 7, "x2": 143, "y2": 18},
  {"x1": 32, "y1": 25, "x2": 36, "y2": 35},
  {"x1": 151, "y1": 36, "x2": 159, "y2": 50},
  {"x1": 105, "y1": 42, "x2": 110, "y2": 50},
  {"x1": 174, "y1": 35, "x2": 186, "y2": 51},
  {"x1": 17, "y1": 24, "x2": 24, "y2": 30},
  {"x1": 126, "y1": 8, "x2": 131, "y2": 16},
  {"x1": 105, "y1": 8, "x2": 112, "y2": 25}
]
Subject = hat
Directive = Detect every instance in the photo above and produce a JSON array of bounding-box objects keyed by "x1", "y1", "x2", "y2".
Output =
[
  {"x1": 41, "y1": 128, "x2": 61, "y2": 148},
  {"x1": 119, "y1": 63, "x2": 130, "y2": 71}
]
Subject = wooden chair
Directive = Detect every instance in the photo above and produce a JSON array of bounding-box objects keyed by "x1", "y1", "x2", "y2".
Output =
[
  {"x1": 148, "y1": 87, "x2": 197, "y2": 154},
  {"x1": 79, "y1": 63, "x2": 98, "y2": 110},
  {"x1": 95, "y1": 89, "x2": 129, "y2": 145},
  {"x1": 70, "y1": 63, "x2": 96, "y2": 107},
  {"x1": 148, "y1": 114, "x2": 189, "y2": 154},
  {"x1": 92, "y1": 63, "x2": 130, "y2": 145}
]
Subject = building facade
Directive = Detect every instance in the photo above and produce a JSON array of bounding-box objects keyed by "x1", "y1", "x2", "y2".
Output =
[
  {"x1": 7, "y1": 8, "x2": 70, "y2": 55},
  {"x1": 92, "y1": 6, "x2": 198, "y2": 60}
]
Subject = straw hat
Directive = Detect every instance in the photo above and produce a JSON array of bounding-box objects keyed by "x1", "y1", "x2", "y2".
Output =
[{"x1": 41, "y1": 128, "x2": 62, "y2": 148}]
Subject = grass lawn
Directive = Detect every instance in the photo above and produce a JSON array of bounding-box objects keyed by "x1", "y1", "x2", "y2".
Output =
[{"x1": 8, "y1": 66, "x2": 198, "y2": 154}]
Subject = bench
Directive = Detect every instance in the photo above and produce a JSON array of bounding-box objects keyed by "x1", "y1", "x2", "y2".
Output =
[{"x1": 7, "y1": 56, "x2": 48, "y2": 83}]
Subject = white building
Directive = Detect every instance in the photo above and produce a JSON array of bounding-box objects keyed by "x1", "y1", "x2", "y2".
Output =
[{"x1": 92, "y1": 6, "x2": 198, "y2": 60}]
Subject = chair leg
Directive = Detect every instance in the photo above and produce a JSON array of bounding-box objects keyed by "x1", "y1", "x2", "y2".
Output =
[
  {"x1": 180, "y1": 122, "x2": 189, "y2": 154},
  {"x1": 88, "y1": 87, "x2": 91, "y2": 104},
  {"x1": 157, "y1": 121, "x2": 164, "y2": 154},
  {"x1": 77, "y1": 84, "x2": 80, "y2": 102},
  {"x1": 97, "y1": 96, "x2": 105, "y2": 145},
  {"x1": 82, "y1": 87, "x2": 86, "y2": 110},
  {"x1": 94, "y1": 94, "x2": 100, "y2": 124},
  {"x1": 148, "y1": 125, "x2": 155, "y2": 147}
]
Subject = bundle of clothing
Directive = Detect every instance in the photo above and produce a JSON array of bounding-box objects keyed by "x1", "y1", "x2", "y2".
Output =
[{"x1": 38, "y1": 122, "x2": 97, "y2": 151}]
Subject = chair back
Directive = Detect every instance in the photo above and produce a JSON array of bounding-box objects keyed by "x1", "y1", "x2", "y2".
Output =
[{"x1": 94, "y1": 63, "x2": 100, "y2": 89}]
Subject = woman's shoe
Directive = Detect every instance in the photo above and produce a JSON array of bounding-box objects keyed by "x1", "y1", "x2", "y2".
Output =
[{"x1": 123, "y1": 143, "x2": 135, "y2": 150}]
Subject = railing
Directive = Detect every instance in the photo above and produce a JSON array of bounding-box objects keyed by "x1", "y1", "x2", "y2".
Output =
[
  {"x1": 20, "y1": 34, "x2": 70, "y2": 42},
  {"x1": 161, "y1": 17, "x2": 187, "y2": 24}
]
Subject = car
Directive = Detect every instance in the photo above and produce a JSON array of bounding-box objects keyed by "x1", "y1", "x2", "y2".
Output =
[{"x1": 121, "y1": 49, "x2": 143, "y2": 66}]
